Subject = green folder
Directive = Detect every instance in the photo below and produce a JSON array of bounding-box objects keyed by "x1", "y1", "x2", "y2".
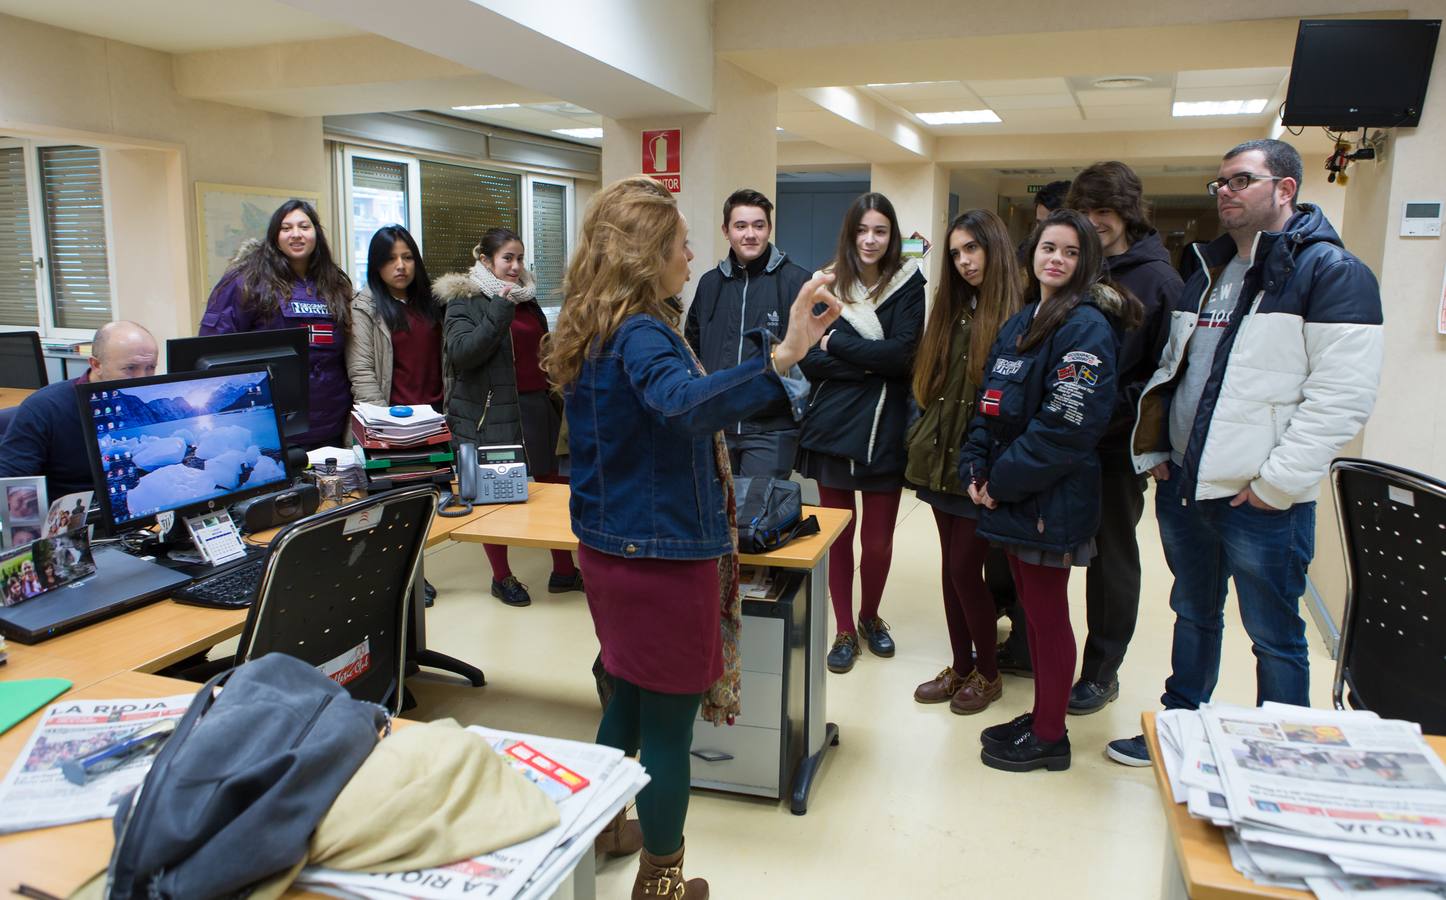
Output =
[{"x1": 0, "y1": 677, "x2": 72, "y2": 735}]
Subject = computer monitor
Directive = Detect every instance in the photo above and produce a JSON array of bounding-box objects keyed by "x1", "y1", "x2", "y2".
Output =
[
  {"x1": 75, "y1": 366, "x2": 292, "y2": 535},
  {"x1": 0, "y1": 330, "x2": 49, "y2": 390},
  {"x1": 165, "y1": 328, "x2": 310, "y2": 441}
]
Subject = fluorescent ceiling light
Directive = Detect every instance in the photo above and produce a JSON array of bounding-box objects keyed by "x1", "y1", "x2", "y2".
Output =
[
  {"x1": 1172, "y1": 98, "x2": 1269, "y2": 117},
  {"x1": 916, "y1": 109, "x2": 1001, "y2": 125},
  {"x1": 451, "y1": 103, "x2": 521, "y2": 111},
  {"x1": 865, "y1": 80, "x2": 948, "y2": 87},
  {"x1": 776, "y1": 127, "x2": 785, "y2": 132},
  {"x1": 554, "y1": 127, "x2": 604, "y2": 139}
]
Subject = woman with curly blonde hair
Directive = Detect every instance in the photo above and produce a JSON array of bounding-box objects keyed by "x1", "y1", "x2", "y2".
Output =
[{"x1": 543, "y1": 176, "x2": 838, "y2": 898}]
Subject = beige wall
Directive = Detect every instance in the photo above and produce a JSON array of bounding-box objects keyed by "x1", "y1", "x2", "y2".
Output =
[
  {"x1": 602, "y1": 60, "x2": 779, "y2": 308},
  {"x1": 0, "y1": 13, "x2": 326, "y2": 342}
]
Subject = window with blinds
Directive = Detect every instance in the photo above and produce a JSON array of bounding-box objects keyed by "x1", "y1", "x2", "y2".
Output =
[
  {"x1": 350, "y1": 156, "x2": 409, "y2": 278},
  {"x1": 419, "y1": 161, "x2": 520, "y2": 276},
  {"x1": 531, "y1": 182, "x2": 567, "y2": 307},
  {"x1": 39, "y1": 146, "x2": 112, "y2": 330},
  {"x1": 0, "y1": 147, "x2": 38, "y2": 327}
]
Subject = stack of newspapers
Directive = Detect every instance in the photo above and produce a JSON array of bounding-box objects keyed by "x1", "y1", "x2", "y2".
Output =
[
  {"x1": 1156, "y1": 703, "x2": 1446, "y2": 897},
  {"x1": 296, "y1": 725, "x2": 649, "y2": 900}
]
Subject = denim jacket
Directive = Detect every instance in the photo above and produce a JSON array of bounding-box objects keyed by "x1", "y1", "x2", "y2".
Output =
[{"x1": 566, "y1": 314, "x2": 808, "y2": 560}]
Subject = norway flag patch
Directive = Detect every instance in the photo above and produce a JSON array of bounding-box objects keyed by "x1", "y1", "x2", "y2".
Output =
[
  {"x1": 309, "y1": 323, "x2": 335, "y2": 346},
  {"x1": 980, "y1": 389, "x2": 1003, "y2": 416}
]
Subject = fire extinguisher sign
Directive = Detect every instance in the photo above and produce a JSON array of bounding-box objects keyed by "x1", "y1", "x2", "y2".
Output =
[{"x1": 642, "y1": 128, "x2": 682, "y2": 192}]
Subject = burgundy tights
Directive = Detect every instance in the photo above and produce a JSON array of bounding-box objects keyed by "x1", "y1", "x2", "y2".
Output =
[
  {"x1": 932, "y1": 510, "x2": 999, "y2": 680},
  {"x1": 816, "y1": 486, "x2": 903, "y2": 635},
  {"x1": 1006, "y1": 554, "x2": 1076, "y2": 743}
]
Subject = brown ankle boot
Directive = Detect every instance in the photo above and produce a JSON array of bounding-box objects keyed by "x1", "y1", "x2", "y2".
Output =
[
  {"x1": 595, "y1": 808, "x2": 643, "y2": 858},
  {"x1": 632, "y1": 840, "x2": 708, "y2": 899}
]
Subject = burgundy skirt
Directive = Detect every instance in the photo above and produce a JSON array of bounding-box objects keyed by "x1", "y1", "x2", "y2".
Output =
[{"x1": 578, "y1": 544, "x2": 723, "y2": 695}]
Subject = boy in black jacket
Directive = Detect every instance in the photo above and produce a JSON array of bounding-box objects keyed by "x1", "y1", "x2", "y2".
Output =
[{"x1": 685, "y1": 189, "x2": 811, "y2": 477}]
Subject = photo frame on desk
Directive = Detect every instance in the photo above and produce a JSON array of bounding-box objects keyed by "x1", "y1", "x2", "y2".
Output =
[
  {"x1": 0, "y1": 475, "x2": 48, "y2": 549},
  {"x1": 194, "y1": 182, "x2": 324, "y2": 292}
]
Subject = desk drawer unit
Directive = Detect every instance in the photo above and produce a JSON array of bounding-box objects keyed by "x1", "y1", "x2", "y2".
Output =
[{"x1": 689, "y1": 570, "x2": 805, "y2": 799}]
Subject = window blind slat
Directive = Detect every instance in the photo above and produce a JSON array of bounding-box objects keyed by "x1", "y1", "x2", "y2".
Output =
[
  {"x1": 39, "y1": 145, "x2": 112, "y2": 330},
  {"x1": 420, "y1": 161, "x2": 520, "y2": 276},
  {"x1": 0, "y1": 147, "x2": 39, "y2": 327},
  {"x1": 531, "y1": 182, "x2": 567, "y2": 307}
]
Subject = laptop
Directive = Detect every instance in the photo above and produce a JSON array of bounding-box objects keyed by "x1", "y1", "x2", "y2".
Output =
[{"x1": 0, "y1": 547, "x2": 191, "y2": 644}]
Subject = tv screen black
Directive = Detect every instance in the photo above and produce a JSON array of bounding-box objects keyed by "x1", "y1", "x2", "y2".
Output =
[{"x1": 1282, "y1": 19, "x2": 1440, "y2": 130}]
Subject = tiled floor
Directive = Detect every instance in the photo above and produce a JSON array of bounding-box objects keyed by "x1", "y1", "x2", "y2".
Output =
[{"x1": 412, "y1": 484, "x2": 1338, "y2": 898}]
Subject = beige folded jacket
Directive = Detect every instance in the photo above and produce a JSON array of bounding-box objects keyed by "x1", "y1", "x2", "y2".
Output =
[{"x1": 74, "y1": 719, "x2": 559, "y2": 899}]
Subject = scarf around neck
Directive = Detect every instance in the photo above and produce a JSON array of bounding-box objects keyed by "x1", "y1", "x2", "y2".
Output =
[{"x1": 468, "y1": 261, "x2": 537, "y2": 304}]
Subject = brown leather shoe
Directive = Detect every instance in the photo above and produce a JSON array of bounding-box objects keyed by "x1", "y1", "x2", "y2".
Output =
[
  {"x1": 595, "y1": 808, "x2": 643, "y2": 858},
  {"x1": 632, "y1": 840, "x2": 708, "y2": 899},
  {"x1": 949, "y1": 669, "x2": 1003, "y2": 715},
  {"x1": 913, "y1": 666, "x2": 966, "y2": 704}
]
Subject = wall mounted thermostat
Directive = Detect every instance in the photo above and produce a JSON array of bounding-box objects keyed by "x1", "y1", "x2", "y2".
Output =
[{"x1": 1400, "y1": 201, "x2": 1442, "y2": 237}]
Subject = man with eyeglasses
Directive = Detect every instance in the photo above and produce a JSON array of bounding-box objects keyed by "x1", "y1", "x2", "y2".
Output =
[{"x1": 1106, "y1": 139, "x2": 1383, "y2": 767}]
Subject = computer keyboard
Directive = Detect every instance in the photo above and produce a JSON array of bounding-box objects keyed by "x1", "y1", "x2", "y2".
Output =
[{"x1": 172, "y1": 558, "x2": 266, "y2": 609}]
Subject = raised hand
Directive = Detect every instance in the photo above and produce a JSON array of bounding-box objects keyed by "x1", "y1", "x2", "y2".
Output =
[{"x1": 774, "y1": 273, "x2": 842, "y2": 370}]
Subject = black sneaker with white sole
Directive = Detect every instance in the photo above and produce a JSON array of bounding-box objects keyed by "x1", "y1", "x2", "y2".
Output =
[{"x1": 1106, "y1": 734, "x2": 1152, "y2": 767}]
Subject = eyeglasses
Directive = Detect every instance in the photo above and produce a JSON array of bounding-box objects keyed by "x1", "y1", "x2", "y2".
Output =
[{"x1": 1206, "y1": 173, "x2": 1283, "y2": 197}]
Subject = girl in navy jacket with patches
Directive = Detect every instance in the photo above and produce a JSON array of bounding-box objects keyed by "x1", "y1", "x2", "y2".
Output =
[{"x1": 959, "y1": 209, "x2": 1142, "y2": 774}]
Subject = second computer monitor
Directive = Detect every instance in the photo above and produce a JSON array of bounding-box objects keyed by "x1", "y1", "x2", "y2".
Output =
[
  {"x1": 76, "y1": 366, "x2": 291, "y2": 534},
  {"x1": 166, "y1": 328, "x2": 309, "y2": 441}
]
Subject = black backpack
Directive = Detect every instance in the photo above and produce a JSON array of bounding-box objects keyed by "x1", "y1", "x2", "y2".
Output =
[
  {"x1": 732, "y1": 477, "x2": 820, "y2": 554},
  {"x1": 106, "y1": 653, "x2": 389, "y2": 900}
]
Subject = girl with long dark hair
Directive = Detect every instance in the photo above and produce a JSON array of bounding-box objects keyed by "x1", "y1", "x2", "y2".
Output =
[
  {"x1": 200, "y1": 199, "x2": 354, "y2": 448},
  {"x1": 797, "y1": 192, "x2": 926, "y2": 674},
  {"x1": 436, "y1": 227, "x2": 578, "y2": 608},
  {"x1": 960, "y1": 209, "x2": 1143, "y2": 773},
  {"x1": 348, "y1": 225, "x2": 445, "y2": 408},
  {"x1": 905, "y1": 210, "x2": 1021, "y2": 715}
]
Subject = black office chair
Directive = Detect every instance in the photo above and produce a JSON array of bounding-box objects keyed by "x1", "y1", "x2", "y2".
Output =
[
  {"x1": 235, "y1": 484, "x2": 439, "y2": 716},
  {"x1": 0, "y1": 331, "x2": 48, "y2": 390},
  {"x1": 1331, "y1": 458, "x2": 1446, "y2": 734}
]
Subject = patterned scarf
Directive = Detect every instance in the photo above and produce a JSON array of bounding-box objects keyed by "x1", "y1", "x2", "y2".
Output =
[
  {"x1": 675, "y1": 330, "x2": 743, "y2": 725},
  {"x1": 467, "y1": 261, "x2": 537, "y2": 304}
]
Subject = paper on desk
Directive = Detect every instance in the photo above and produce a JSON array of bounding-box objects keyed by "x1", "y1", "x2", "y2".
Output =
[
  {"x1": 355, "y1": 404, "x2": 444, "y2": 427},
  {"x1": 1307, "y1": 875, "x2": 1446, "y2": 897},
  {"x1": 0, "y1": 693, "x2": 193, "y2": 834},
  {"x1": 296, "y1": 726, "x2": 648, "y2": 900}
]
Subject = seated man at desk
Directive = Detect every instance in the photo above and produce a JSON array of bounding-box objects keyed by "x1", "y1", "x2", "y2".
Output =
[{"x1": 0, "y1": 321, "x2": 158, "y2": 497}]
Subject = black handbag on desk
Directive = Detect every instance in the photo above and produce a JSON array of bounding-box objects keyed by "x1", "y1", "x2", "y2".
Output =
[
  {"x1": 105, "y1": 653, "x2": 389, "y2": 900},
  {"x1": 733, "y1": 477, "x2": 820, "y2": 554}
]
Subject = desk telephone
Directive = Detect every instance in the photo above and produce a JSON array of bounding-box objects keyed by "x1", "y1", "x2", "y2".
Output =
[{"x1": 439, "y1": 443, "x2": 529, "y2": 517}]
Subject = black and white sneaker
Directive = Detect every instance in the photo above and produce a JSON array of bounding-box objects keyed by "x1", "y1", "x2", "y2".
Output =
[{"x1": 1106, "y1": 734, "x2": 1152, "y2": 767}]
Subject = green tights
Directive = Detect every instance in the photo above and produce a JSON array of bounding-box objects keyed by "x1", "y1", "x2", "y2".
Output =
[{"x1": 595, "y1": 674, "x2": 702, "y2": 856}]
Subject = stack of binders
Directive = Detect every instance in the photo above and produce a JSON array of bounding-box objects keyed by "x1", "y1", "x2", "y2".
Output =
[{"x1": 349, "y1": 404, "x2": 455, "y2": 493}]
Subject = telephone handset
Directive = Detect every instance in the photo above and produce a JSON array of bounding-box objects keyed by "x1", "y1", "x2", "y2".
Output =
[{"x1": 457, "y1": 442, "x2": 479, "y2": 499}]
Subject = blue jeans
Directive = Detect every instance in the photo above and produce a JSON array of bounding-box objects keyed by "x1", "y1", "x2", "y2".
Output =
[{"x1": 1156, "y1": 463, "x2": 1316, "y2": 710}]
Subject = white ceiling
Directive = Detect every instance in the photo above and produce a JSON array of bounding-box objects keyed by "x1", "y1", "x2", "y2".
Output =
[
  {"x1": 858, "y1": 67, "x2": 1289, "y2": 135},
  {"x1": 441, "y1": 102, "x2": 603, "y2": 145},
  {"x1": 0, "y1": 0, "x2": 359, "y2": 52}
]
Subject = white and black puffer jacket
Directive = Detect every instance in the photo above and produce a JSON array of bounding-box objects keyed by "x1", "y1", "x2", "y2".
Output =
[{"x1": 1130, "y1": 205, "x2": 1384, "y2": 509}]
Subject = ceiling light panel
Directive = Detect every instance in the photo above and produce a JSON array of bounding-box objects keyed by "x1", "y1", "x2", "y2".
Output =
[
  {"x1": 1174, "y1": 84, "x2": 1280, "y2": 103},
  {"x1": 450, "y1": 103, "x2": 520, "y2": 111},
  {"x1": 1172, "y1": 98, "x2": 1269, "y2": 117},
  {"x1": 553, "y1": 127, "x2": 604, "y2": 139},
  {"x1": 915, "y1": 109, "x2": 1002, "y2": 125}
]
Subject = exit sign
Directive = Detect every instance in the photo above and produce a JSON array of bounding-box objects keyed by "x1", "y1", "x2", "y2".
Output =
[{"x1": 1027, "y1": 184, "x2": 1045, "y2": 193}]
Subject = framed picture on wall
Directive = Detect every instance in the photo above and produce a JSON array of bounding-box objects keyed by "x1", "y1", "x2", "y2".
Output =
[{"x1": 194, "y1": 183, "x2": 323, "y2": 294}]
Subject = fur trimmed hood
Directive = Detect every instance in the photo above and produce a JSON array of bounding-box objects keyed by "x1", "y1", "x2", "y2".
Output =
[
  {"x1": 432, "y1": 267, "x2": 536, "y2": 304},
  {"x1": 1086, "y1": 282, "x2": 1128, "y2": 319}
]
